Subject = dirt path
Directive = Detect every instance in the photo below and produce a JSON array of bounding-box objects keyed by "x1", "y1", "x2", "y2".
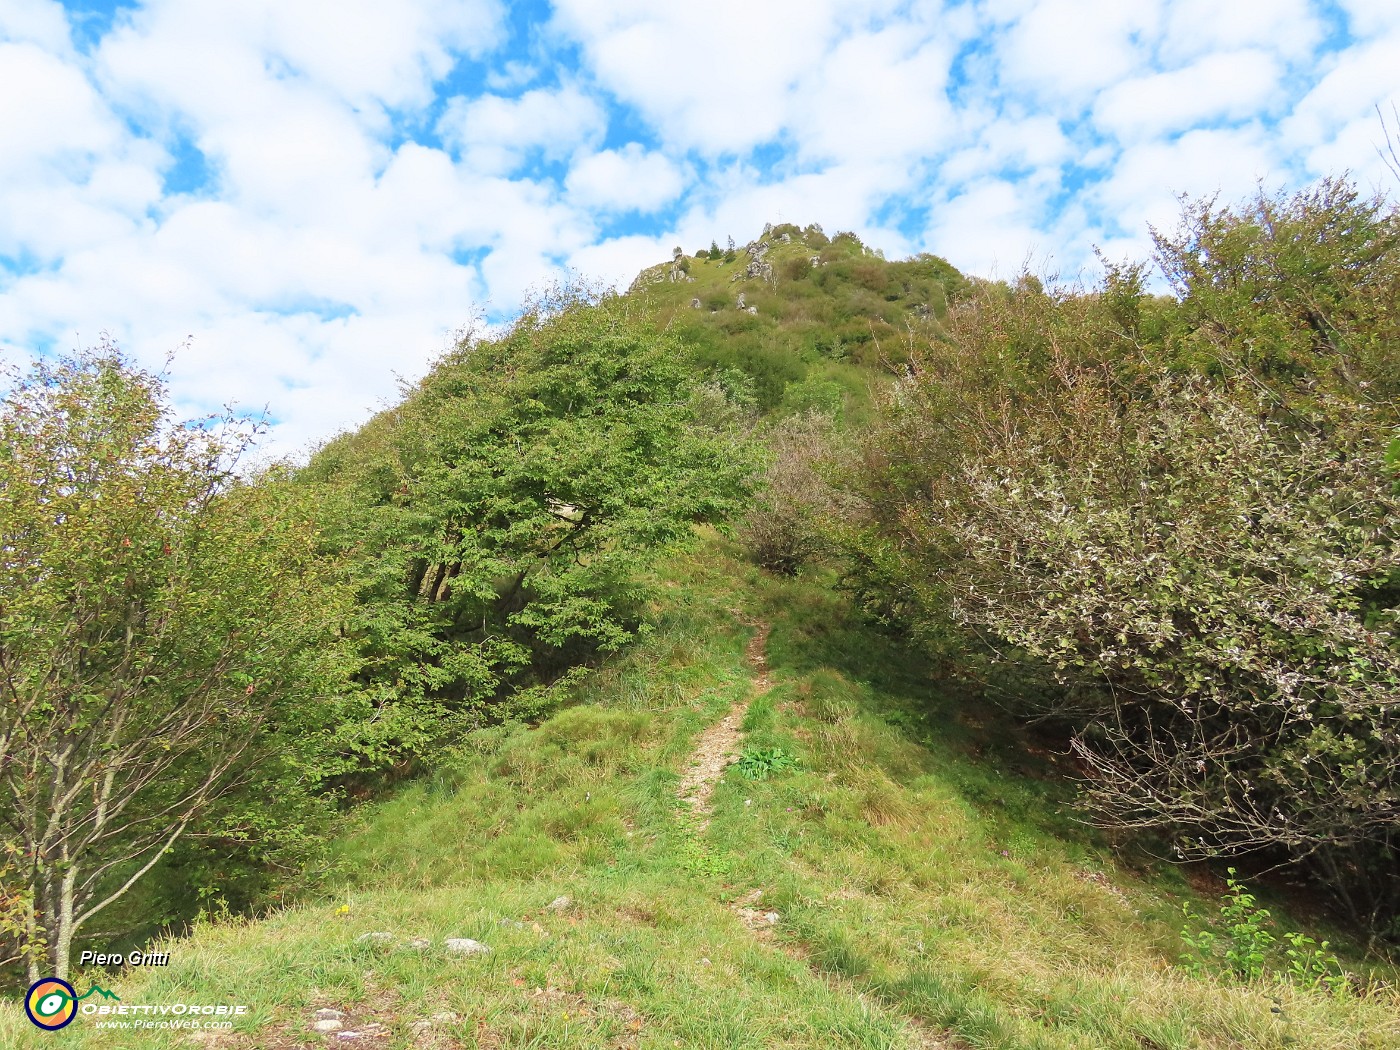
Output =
[
  {"x1": 676, "y1": 623, "x2": 772, "y2": 829},
  {"x1": 679, "y1": 624, "x2": 963, "y2": 1050}
]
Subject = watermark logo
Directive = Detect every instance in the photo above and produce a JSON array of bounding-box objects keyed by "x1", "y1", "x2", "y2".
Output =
[{"x1": 24, "y1": 979, "x2": 120, "y2": 1031}]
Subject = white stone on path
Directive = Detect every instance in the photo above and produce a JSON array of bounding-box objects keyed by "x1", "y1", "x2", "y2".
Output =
[{"x1": 444, "y1": 938, "x2": 490, "y2": 955}]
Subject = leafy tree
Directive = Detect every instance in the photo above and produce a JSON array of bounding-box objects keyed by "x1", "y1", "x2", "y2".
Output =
[
  {"x1": 303, "y1": 290, "x2": 758, "y2": 775},
  {"x1": 1153, "y1": 177, "x2": 1400, "y2": 401},
  {"x1": 844, "y1": 179, "x2": 1400, "y2": 939},
  {"x1": 0, "y1": 347, "x2": 352, "y2": 980}
]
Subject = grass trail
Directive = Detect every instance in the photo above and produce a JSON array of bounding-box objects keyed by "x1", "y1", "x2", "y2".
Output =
[
  {"x1": 5, "y1": 535, "x2": 1397, "y2": 1048},
  {"x1": 676, "y1": 622, "x2": 770, "y2": 828}
]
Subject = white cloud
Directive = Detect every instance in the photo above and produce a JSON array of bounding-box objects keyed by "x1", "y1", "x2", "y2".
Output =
[
  {"x1": 1093, "y1": 51, "x2": 1284, "y2": 142},
  {"x1": 1, "y1": 0, "x2": 1397, "y2": 460},
  {"x1": 548, "y1": 0, "x2": 910, "y2": 155},
  {"x1": 437, "y1": 84, "x2": 605, "y2": 174},
  {"x1": 0, "y1": 0, "x2": 71, "y2": 49},
  {"x1": 995, "y1": 0, "x2": 1162, "y2": 104},
  {"x1": 1159, "y1": 0, "x2": 1322, "y2": 63},
  {"x1": 566, "y1": 232, "x2": 678, "y2": 291},
  {"x1": 939, "y1": 113, "x2": 1072, "y2": 183},
  {"x1": 99, "y1": 0, "x2": 503, "y2": 118},
  {"x1": 1283, "y1": 29, "x2": 1400, "y2": 177},
  {"x1": 925, "y1": 177, "x2": 1059, "y2": 278},
  {"x1": 1095, "y1": 125, "x2": 1279, "y2": 235},
  {"x1": 791, "y1": 24, "x2": 958, "y2": 164},
  {"x1": 1334, "y1": 0, "x2": 1400, "y2": 37},
  {"x1": 0, "y1": 41, "x2": 123, "y2": 179},
  {"x1": 565, "y1": 144, "x2": 685, "y2": 213}
]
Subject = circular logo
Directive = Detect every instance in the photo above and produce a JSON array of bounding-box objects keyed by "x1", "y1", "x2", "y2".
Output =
[{"x1": 25, "y1": 978, "x2": 77, "y2": 1030}]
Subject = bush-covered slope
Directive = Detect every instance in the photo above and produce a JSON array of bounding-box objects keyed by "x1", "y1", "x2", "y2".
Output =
[
  {"x1": 5, "y1": 536, "x2": 1394, "y2": 1048},
  {"x1": 627, "y1": 223, "x2": 968, "y2": 417}
]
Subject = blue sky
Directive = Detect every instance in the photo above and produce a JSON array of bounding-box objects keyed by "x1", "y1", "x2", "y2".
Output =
[{"x1": 1, "y1": 0, "x2": 1396, "y2": 455}]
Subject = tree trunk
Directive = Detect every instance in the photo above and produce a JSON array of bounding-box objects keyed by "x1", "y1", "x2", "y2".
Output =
[{"x1": 53, "y1": 865, "x2": 77, "y2": 980}]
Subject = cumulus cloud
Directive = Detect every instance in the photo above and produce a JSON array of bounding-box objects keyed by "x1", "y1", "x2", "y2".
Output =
[
  {"x1": 565, "y1": 144, "x2": 685, "y2": 213},
  {"x1": 1158, "y1": 0, "x2": 1323, "y2": 63},
  {"x1": 994, "y1": 0, "x2": 1161, "y2": 104},
  {"x1": 0, "y1": 0, "x2": 1394, "y2": 457},
  {"x1": 438, "y1": 84, "x2": 605, "y2": 174},
  {"x1": 1093, "y1": 51, "x2": 1284, "y2": 142}
]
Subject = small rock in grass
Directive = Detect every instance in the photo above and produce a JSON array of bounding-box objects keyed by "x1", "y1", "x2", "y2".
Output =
[
  {"x1": 355, "y1": 932, "x2": 394, "y2": 945},
  {"x1": 432, "y1": 1012, "x2": 461, "y2": 1023},
  {"x1": 313, "y1": 1019, "x2": 343, "y2": 1033},
  {"x1": 444, "y1": 937, "x2": 490, "y2": 955},
  {"x1": 545, "y1": 895, "x2": 572, "y2": 912},
  {"x1": 407, "y1": 937, "x2": 431, "y2": 950},
  {"x1": 498, "y1": 918, "x2": 526, "y2": 929},
  {"x1": 763, "y1": 911, "x2": 779, "y2": 925},
  {"x1": 315, "y1": 1009, "x2": 345, "y2": 1021},
  {"x1": 334, "y1": 1032, "x2": 360, "y2": 1043}
]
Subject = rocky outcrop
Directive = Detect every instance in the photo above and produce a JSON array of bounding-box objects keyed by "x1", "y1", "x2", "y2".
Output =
[{"x1": 731, "y1": 239, "x2": 774, "y2": 283}]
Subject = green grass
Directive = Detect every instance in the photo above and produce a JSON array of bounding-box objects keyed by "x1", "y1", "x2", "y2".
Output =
[{"x1": 6, "y1": 535, "x2": 1397, "y2": 1048}]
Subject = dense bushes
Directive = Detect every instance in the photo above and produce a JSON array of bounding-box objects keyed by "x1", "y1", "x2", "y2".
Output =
[
  {"x1": 738, "y1": 411, "x2": 848, "y2": 575},
  {"x1": 844, "y1": 180, "x2": 1400, "y2": 939},
  {"x1": 0, "y1": 349, "x2": 356, "y2": 979},
  {"x1": 301, "y1": 290, "x2": 759, "y2": 780}
]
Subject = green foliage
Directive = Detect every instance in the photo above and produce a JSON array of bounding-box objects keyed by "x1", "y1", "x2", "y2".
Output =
[
  {"x1": 1180, "y1": 870, "x2": 1352, "y2": 994},
  {"x1": 629, "y1": 224, "x2": 964, "y2": 414},
  {"x1": 1154, "y1": 178, "x2": 1400, "y2": 402},
  {"x1": 1216, "y1": 873, "x2": 1275, "y2": 981},
  {"x1": 738, "y1": 411, "x2": 850, "y2": 575},
  {"x1": 780, "y1": 376, "x2": 844, "y2": 419},
  {"x1": 300, "y1": 288, "x2": 760, "y2": 778},
  {"x1": 735, "y1": 745, "x2": 800, "y2": 780},
  {"x1": 0, "y1": 346, "x2": 354, "y2": 979},
  {"x1": 844, "y1": 178, "x2": 1400, "y2": 939}
]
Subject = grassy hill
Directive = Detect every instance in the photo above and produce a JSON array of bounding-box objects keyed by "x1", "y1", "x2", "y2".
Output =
[
  {"x1": 6, "y1": 534, "x2": 1395, "y2": 1049},
  {"x1": 626, "y1": 224, "x2": 967, "y2": 419},
  {"x1": 6, "y1": 205, "x2": 1398, "y2": 1048}
]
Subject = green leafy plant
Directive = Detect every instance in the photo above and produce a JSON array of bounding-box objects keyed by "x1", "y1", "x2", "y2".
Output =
[
  {"x1": 0, "y1": 346, "x2": 354, "y2": 981},
  {"x1": 300, "y1": 287, "x2": 760, "y2": 781},
  {"x1": 1179, "y1": 869, "x2": 1352, "y2": 994},
  {"x1": 735, "y1": 746, "x2": 800, "y2": 780},
  {"x1": 843, "y1": 178, "x2": 1400, "y2": 938},
  {"x1": 1216, "y1": 870, "x2": 1275, "y2": 981},
  {"x1": 1282, "y1": 931, "x2": 1351, "y2": 995}
]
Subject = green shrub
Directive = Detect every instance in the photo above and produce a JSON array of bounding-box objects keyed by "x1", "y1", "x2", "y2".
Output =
[
  {"x1": 1180, "y1": 869, "x2": 1352, "y2": 993},
  {"x1": 738, "y1": 412, "x2": 848, "y2": 575},
  {"x1": 735, "y1": 746, "x2": 800, "y2": 780},
  {"x1": 301, "y1": 288, "x2": 760, "y2": 777},
  {"x1": 844, "y1": 178, "x2": 1400, "y2": 939},
  {"x1": 782, "y1": 255, "x2": 811, "y2": 281}
]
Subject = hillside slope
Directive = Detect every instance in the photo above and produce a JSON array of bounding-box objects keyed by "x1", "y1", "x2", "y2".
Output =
[
  {"x1": 626, "y1": 224, "x2": 966, "y2": 417},
  {"x1": 7, "y1": 534, "x2": 1394, "y2": 1049}
]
